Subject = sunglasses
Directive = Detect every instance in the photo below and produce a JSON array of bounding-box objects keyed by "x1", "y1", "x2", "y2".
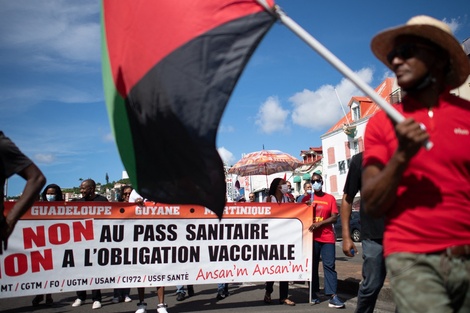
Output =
[
  {"x1": 386, "y1": 43, "x2": 437, "y2": 64},
  {"x1": 312, "y1": 179, "x2": 322, "y2": 183}
]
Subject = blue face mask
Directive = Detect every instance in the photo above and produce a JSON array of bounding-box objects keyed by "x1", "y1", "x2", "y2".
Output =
[
  {"x1": 312, "y1": 181, "x2": 322, "y2": 191},
  {"x1": 46, "y1": 194, "x2": 56, "y2": 201}
]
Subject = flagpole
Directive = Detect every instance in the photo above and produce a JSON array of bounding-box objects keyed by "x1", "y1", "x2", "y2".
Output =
[
  {"x1": 256, "y1": 2, "x2": 432, "y2": 150},
  {"x1": 335, "y1": 88, "x2": 351, "y2": 125}
]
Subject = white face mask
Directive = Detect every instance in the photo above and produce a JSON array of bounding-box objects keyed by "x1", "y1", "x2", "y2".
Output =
[
  {"x1": 312, "y1": 181, "x2": 323, "y2": 191},
  {"x1": 46, "y1": 194, "x2": 56, "y2": 201},
  {"x1": 306, "y1": 189, "x2": 313, "y2": 194},
  {"x1": 280, "y1": 184, "x2": 288, "y2": 194}
]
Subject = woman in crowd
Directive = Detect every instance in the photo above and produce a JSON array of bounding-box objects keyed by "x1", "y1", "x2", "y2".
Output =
[
  {"x1": 32, "y1": 184, "x2": 63, "y2": 307},
  {"x1": 263, "y1": 178, "x2": 295, "y2": 306}
]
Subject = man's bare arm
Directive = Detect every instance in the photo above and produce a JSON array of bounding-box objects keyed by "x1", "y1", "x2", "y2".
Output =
[
  {"x1": 1, "y1": 163, "x2": 46, "y2": 252},
  {"x1": 340, "y1": 193, "x2": 357, "y2": 257}
]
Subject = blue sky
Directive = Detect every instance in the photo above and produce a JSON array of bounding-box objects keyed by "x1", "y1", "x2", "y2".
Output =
[{"x1": 1, "y1": 0, "x2": 468, "y2": 196}]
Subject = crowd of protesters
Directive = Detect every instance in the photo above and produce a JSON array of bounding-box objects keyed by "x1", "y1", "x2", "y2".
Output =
[
  {"x1": 1, "y1": 167, "x2": 345, "y2": 312},
  {"x1": 3, "y1": 12, "x2": 470, "y2": 313}
]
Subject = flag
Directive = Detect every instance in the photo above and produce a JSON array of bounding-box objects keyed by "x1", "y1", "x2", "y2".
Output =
[{"x1": 101, "y1": 0, "x2": 276, "y2": 218}]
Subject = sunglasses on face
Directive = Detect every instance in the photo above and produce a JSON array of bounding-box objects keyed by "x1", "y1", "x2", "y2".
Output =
[
  {"x1": 312, "y1": 179, "x2": 322, "y2": 183},
  {"x1": 386, "y1": 43, "x2": 437, "y2": 64}
]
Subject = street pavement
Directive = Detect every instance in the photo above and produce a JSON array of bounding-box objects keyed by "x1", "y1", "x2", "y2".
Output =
[{"x1": 1, "y1": 242, "x2": 397, "y2": 313}]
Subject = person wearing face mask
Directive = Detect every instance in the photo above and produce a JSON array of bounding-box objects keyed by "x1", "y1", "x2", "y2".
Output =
[
  {"x1": 302, "y1": 174, "x2": 344, "y2": 308},
  {"x1": 40, "y1": 183, "x2": 63, "y2": 203},
  {"x1": 263, "y1": 178, "x2": 295, "y2": 306},
  {"x1": 285, "y1": 181, "x2": 295, "y2": 202},
  {"x1": 265, "y1": 178, "x2": 290, "y2": 204},
  {"x1": 296, "y1": 181, "x2": 312, "y2": 203},
  {"x1": 32, "y1": 184, "x2": 64, "y2": 307}
]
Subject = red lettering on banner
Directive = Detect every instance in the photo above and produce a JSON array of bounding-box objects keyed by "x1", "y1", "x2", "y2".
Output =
[
  {"x1": 4, "y1": 253, "x2": 27, "y2": 276},
  {"x1": 73, "y1": 220, "x2": 94, "y2": 241},
  {"x1": 49, "y1": 223, "x2": 71, "y2": 245},
  {"x1": 252, "y1": 263, "x2": 289, "y2": 275},
  {"x1": 2, "y1": 249, "x2": 53, "y2": 277},
  {"x1": 31, "y1": 249, "x2": 53, "y2": 272},
  {"x1": 23, "y1": 227, "x2": 46, "y2": 249},
  {"x1": 195, "y1": 264, "x2": 249, "y2": 281},
  {"x1": 23, "y1": 220, "x2": 94, "y2": 249}
]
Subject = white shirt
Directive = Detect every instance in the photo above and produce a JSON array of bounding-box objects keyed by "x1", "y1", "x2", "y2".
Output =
[
  {"x1": 265, "y1": 194, "x2": 289, "y2": 203},
  {"x1": 128, "y1": 189, "x2": 145, "y2": 203}
]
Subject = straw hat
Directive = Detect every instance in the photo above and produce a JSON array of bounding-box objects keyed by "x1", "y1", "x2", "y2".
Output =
[{"x1": 371, "y1": 15, "x2": 470, "y2": 88}]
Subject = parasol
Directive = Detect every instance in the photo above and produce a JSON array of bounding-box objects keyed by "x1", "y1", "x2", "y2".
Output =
[{"x1": 228, "y1": 150, "x2": 303, "y2": 176}]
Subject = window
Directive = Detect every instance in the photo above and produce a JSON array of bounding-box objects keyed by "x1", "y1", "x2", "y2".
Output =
[
  {"x1": 351, "y1": 101, "x2": 361, "y2": 121},
  {"x1": 390, "y1": 88, "x2": 403, "y2": 104},
  {"x1": 338, "y1": 160, "x2": 346, "y2": 174},
  {"x1": 328, "y1": 147, "x2": 336, "y2": 165},
  {"x1": 350, "y1": 140, "x2": 359, "y2": 155}
]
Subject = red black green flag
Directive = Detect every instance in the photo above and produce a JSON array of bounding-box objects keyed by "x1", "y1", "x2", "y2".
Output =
[{"x1": 101, "y1": 0, "x2": 276, "y2": 218}]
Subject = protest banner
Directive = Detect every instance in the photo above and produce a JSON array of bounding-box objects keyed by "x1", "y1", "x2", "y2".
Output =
[{"x1": 0, "y1": 201, "x2": 312, "y2": 298}]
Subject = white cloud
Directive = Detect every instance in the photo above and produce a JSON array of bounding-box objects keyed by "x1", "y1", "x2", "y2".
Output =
[
  {"x1": 443, "y1": 17, "x2": 461, "y2": 34},
  {"x1": 10, "y1": 122, "x2": 113, "y2": 170},
  {"x1": 218, "y1": 125, "x2": 235, "y2": 133},
  {"x1": 103, "y1": 132, "x2": 115, "y2": 142},
  {"x1": 255, "y1": 96, "x2": 289, "y2": 134},
  {"x1": 381, "y1": 70, "x2": 394, "y2": 82},
  {"x1": 0, "y1": 0, "x2": 100, "y2": 67},
  {"x1": 34, "y1": 153, "x2": 55, "y2": 164},
  {"x1": 290, "y1": 68, "x2": 373, "y2": 130},
  {"x1": 218, "y1": 147, "x2": 235, "y2": 166},
  {"x1": 0, "y1": 85, "x2": 103, "y2": 114}
]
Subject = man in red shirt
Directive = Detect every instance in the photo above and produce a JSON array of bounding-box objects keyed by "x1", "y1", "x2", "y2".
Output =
[
  {"x1": 362, "y1": 16, "x2": 470, "y2": 312},
  {"x1": 303, "y1": 174, "x2": 344, "y2": 308}
]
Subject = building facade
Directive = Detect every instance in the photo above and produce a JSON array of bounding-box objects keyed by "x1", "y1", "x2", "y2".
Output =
[{"x1": 320, "y1": 77, "x2": 399, "y2": 198}]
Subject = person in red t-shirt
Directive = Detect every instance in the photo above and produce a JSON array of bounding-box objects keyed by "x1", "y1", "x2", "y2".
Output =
[
  {"x1": 303, "y1": 174, "x2": 344, "y2": 308},
  {"x1": 362, "y1": 15, "x2": 470, "y2": 313}
]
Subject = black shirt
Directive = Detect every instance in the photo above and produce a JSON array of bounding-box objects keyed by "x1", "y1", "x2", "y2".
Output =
[
  {"x1": 79, "y1": 194, "x2": 109, "y2": 202},
  {"x1": 343, "y1": 152, "x2": 384, "y2": 240}
]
